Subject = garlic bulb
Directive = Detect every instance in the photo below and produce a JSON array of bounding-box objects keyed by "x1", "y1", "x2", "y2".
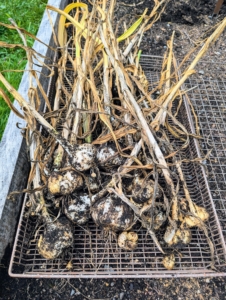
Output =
[
  {"x1": 48, "y1": 171, "x2": 83, "y2": 195},
  {"x1": 70, "y1": 143, "x2": 96, "y2": 171},
  {"x1": 127, "y1": 174, "x2": 162, "y2": 204},
  {"x1": 162, "y1": 253, "x2": 175, "y2": 270},
  {"x1": 63, "y1": 193, "x2": 90, "y2": 225},
  {"x1": 118, "y1": 231, "x2": 138, "y2": 251},
  {"x1": 87, "y1": 173, "x2": 100, "y2": 193},
  {"x1": 179, "y1": 203, "x2": 209, "y2": 228},
  {"x1": 168, "y1": 228, "x2": 192, "y2": 247},
  {"x1": 91, "y1": 195, "x2": 135, "y2": 231},
  {"x1": 37, "y1": 217, "x2": 73, "y2": 260},
  {"x1": 96, "y1": 143, "x2": 124, "y2": 167}
]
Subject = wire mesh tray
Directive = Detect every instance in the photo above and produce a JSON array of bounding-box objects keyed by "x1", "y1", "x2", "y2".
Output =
[
  {"x1": 182, "y1": 61, "x2": 226, "y2": 242},
  {"x1": 9, "y1": 55, "x2": 226, "y2": 278}
]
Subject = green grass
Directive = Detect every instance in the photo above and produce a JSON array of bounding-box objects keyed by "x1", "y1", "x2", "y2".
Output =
[{"x1": 0, "y1": 0, "x2": 48, "y2": 140}]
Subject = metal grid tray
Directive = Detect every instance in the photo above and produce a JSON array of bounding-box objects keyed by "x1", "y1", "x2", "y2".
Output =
[
  {"x1": 9, "y1": 55, "x2": 226, "y2": 278},
  {"x1": 182, "y1": 60, "x2": 226, "y2": 240}
]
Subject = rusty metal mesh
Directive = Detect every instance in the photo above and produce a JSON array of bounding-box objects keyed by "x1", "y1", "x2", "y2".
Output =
[{"x1": 9, "y1": 55, "x2": 226, "y2": 278}]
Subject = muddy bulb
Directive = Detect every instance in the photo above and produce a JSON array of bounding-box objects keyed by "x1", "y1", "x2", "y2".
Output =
[
  {"x1": 91, "y1": 195, "x2": 134, "y2": 232},
  {"x1": 48, "y1": 173, "x2": 63, "y2": 195},
  {"x1": 193, "y1": 203, "x2": 209, "y2": 221},
  {"x1": 180, "y1": 203, "x2": 209, "y2": 228},
  {"x1": 87, "y1": 174, "x2": 99, "y2": 193},
  {"x1": 128, "y1": 175, "x2": 162, "y2": 204},
  {"x1": 63, "y1": 193, "x2": 91, "y2": 225},
  {"x1": 70, "y1": 143, "x2": 96, "y2": 171},
  {"x1": 118, "y1": 231, "x2": 138, "y2": 251},
  {"x1": 48, "y1": 171, "x2": 83, "y2": 195},
  {"x1": 162, "y1": 253, "x2": 175, "y2": 270},
  {"x1": 168, "y1": 228, "x2": 192, "y2": 247},
  {"x1": 37, "y1": 217, "x2": 73, "y2": 260},
  {"x1": 96, "y1": 143, "x2": 124, "y2": 167}
]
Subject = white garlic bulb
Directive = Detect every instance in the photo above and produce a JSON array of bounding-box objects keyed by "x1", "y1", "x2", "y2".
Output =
[
  {"x1": 96, "y1": 144, "x2": 124, "y2": 167},
  {"x1": 63, "y1": 193, "x2": 91, "y2": 225},
  {"x1": 70, "y1": 144, "x2": 96, "y2": 171},
  {"x1": 48, "y1": 171, "x2": 83, "y2": 195}
]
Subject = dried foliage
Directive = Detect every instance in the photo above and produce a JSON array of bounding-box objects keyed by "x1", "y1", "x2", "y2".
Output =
[{"x1": 1, "y1": 0, "x2": 226, "y2": 269}]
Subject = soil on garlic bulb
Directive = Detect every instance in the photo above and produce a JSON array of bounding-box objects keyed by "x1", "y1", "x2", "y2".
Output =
[
  {"x1": 91, "y1": 195, "x2": 135, "y2": 232},
  {"x1": 86, "y1": 173, "x2": 100, "y2": 193},
  {"x1": 37, "y1": 217, "x2": 73, "y2": 260},
  {"x1": 96, "y1": 143, "x2": 125, "y2": 168},
  {"x1": 126, "y1": 174, "x2": 162, "y2": 204},
  {"x1": 162, "y1": 253, "x2": 175, "y2": 270},
  {"x1": 118, "y1": 231, "x2": 138, "y2": 251},
  {"x1": 168, "y1": 228, "x2": 192, "y2": 248},
  {"x1": 47, "y1": 171, "x2": 83, "y2": 196},
  {"x1": 63, "y1": 193, "x2": 91, "y2": 225},
  {"x1": 69, "y1": 143, "x2": 96, "y2": 171}
]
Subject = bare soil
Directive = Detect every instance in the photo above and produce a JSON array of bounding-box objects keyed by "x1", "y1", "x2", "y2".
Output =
[
  {"x1": 1, "y1": 0, "x2": 226, "y2": 299},
  {"x1": 1, "y1": 244, "x2": 226, "y2": 300}
]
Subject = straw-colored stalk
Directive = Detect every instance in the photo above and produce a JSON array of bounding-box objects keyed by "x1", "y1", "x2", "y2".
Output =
[
  {"x1": 159, "y1": 31, "x2": 174, "y2": 124},
  {"x1": 7, "y1": 19, "x2": 51, "y2": 220},
  {"x1": 0, "y1": 72, "x2": 81, "y2": 165},
  {"x1": 99, "y1": 25, "x2": 178, "y2": 218},
  {"x1": 151, "y1": 17, "x2": 226, "y2": 130}
]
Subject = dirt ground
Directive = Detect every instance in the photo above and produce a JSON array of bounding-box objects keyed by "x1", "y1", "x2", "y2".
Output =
[
  {"x1": 1, "y1": 0, "x2": 226, "y2": 299},
  {"x1": 1, "y1": 245, "x2": 226, "y2": 300}
]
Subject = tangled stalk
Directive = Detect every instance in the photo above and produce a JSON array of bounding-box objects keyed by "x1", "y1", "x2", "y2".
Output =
[{"x1": 1, "y1": 0, "x2": 226, "y2": 270}]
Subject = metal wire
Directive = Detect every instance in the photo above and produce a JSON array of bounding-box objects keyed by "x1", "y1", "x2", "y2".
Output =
[
  {"x1": 182, "y1": 61, "x2": 226, "y2": 240},
  {"x1": 9, "y1": 55, "x2": 226, "y2": 278}
]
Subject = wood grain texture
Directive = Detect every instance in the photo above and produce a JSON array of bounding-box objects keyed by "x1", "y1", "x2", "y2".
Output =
[{"x1": 213, "y1": 0, "x2": 224, "y2": 14}]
